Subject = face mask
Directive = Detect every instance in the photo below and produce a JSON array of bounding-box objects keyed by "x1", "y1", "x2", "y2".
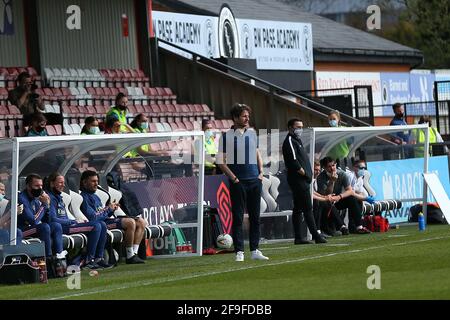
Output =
[
  {"x1": 31, "y1": 188, "x2": 43, "y2": 198},
  {"x1": 119, "y1": 105, "x2": 127, "y2": 111},
  {"x1": 88, "y1": 126, "x2": 100, "y2": 135},
  {"x1": 293, "y1": 128, "x2": 303, "y2": 139},
  {"x1": 397, "y1": 113, "x2": 404, "y2": 118},
  {"x1": 329, "y1": 120, "x2": 338, "y2": 127},
  {"x1": 326, "y1": 171, "x2": 332, "y2": 177},
  {"x1": 36, "y1": 126, "x2": 46, "y2": 132},
  {"x1": 205, "y1": 130, "x2": 214, "y2": 140},
  {"x1": 357, "y1": 169, "x2": 365, "y2": 178},
  {"x1": 0, "y1": 194, "x2": 4, "y2": 201},
  {"x1": 140, "y1": 122, "x2": 149, "y2": 130}
]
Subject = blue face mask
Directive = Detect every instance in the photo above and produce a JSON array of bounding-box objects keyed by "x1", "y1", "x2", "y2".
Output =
[
  {"x1": 357, "y1": 169, "x2": 365, "y2": 178},
  {"x1": 88, "y1": 126, "x2": 100, "y2": 135},
  {"x1": 140, "y1": 122, "x2": 149, "y2": 130},
  {"x1": 329, "y1": 120, "x2": 338, "y2": 127},
  {"x1": 0, "y1": 194, "x2": 4, "y2": 201}
]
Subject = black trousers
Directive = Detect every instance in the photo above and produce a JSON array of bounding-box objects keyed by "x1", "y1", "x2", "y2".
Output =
[
  {"x1": 313, "y1": 199, "x2": 321, "y2": 231},
  {"x1": 287, "y1": 176, "x2": 320, "y2": 240},
  {"x1": 320, "y1": 196, "x2": 363, "y2": 231},
  {"x1": 230, "y1": 178, "x2": 262, "y2": 252}
]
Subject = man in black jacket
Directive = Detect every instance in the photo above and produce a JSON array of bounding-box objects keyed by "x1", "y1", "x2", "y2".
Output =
[{"x1": 282, "y1": 119, "x2": 327, "y2": 244}]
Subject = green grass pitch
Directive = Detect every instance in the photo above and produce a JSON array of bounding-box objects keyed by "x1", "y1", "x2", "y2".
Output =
[{"x1": 1, "y1": 224, "x2": 450, "y2": 300}]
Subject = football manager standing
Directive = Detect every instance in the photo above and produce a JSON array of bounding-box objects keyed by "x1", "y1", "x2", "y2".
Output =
[
  {"x1": 282, "y1": 119, "x2": 327, "y2": 244},
  {"x1": 217, "y1": 103, "x2": 269, "y2": 262}
]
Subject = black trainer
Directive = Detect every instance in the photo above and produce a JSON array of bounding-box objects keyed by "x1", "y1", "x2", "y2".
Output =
[
  {"x1": 126, "y1": 254, "x2": 145, "y2": 264},
  {"x1": 340, "y1": 226, "x2": 350, "y2": 235},
  {"x1": 314, "y1": 236, "x2": 328, "y2": 244},
  {"x1": 84, "y1": 259, "x2": 102, "y2": 270},
  {"x1": 95, "y1": 259, "x2": 114, "y2": 269}
]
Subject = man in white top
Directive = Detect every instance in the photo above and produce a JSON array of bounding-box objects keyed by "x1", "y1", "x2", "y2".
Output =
[{"x1": 347, "y1": 159, "x2": 375, "y2": 203}]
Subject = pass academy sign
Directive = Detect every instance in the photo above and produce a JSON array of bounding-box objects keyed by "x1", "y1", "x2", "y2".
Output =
[{"x1": 152, "y1": 6, "x2": 314, "y2": 71}]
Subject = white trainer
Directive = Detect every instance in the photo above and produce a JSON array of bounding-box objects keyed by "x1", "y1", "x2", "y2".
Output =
[
  {"x1": 235, "y1": 251, "x2": 244, "y2": 262},
  {"x1": 251, "y1": 249, "x2": 269, "y2": 260}
]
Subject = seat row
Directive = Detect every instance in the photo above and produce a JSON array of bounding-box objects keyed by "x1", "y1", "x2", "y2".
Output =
[
  {"x1": 43, "y1": 68, "x2": 150, "y2": 88},
  {"x1": 35, "y1": 86, "x2": 177, "y2": 106},
  {"x1": 0, "y1": 67, "x2": 42, "y2": 88},
  {"x1": 60, "y1": 103, "x2": 214, "y2": 123},
  {"x1": 1, "y1": 66, "x2": 151, "y2": 89}
]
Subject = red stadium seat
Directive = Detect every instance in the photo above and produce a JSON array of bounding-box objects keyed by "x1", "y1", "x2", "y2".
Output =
[
  {"x1": 54, "y1": 124, "x2": 63, "y2": 135},
  {"x1": 46, "y1": 125, "x2": 57, "y2": 136},
  {"x1": 183, "y1": 121, "x2": 194, "y2": 131},
  {"x1": 148, "y1": 123, "x2": 158, "y2": 132}
]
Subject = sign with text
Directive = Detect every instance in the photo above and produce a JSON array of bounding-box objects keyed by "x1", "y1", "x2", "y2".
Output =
[
  {"x1": 152, "y1": 11, "x2": 219, "y2": 58},
  {"x1": 236, "y1": 18, "x2": 313, "y2": 70},
  {"x1": 315, "y1": 71, "x2": 382, "y2": 115},
  {"x1": 367, "y1": 156, "x2": 450, "y2": 224},
  {"x1": 380, "y1": 72, "x2": 410, "y2": 116},
  {"x1": 152, "y1": 10, "x2": 313, "y2": 71}
]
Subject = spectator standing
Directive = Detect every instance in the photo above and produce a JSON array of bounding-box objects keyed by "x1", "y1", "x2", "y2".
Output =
[
  {"x1": 390, "y1": 103, "x2": 410, "y2": 144},
  {"x1": 326, "y1": 110, "x2": 352, "y2": 168},
  {"x1": 411, "y1": 115, "x2": 447, "y2": 157},
  {"x1": 202, "y1": 119, "x2": 219, "y2": 175},
  {"x1": 217, "y1": 103, "x2": 269, "y2": 262}
]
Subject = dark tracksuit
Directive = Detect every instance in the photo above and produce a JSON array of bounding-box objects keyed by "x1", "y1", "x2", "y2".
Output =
[
  {"x1": 79, "y1": 189, "x2": 122, "y2": 229},
  {"x1": 48, "y1": 190, "x2": 107, "y2": 260},
  {"x1": 282, "y1": 133, "x2": 321, "y2": 241},
  {"x1": 18, "y1": 191, "x2": 63, "y2": 257}
]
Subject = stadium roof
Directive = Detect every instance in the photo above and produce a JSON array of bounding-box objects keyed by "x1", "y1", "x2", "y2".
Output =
[{"x1": 156, "y1": 0, "x2": 423, "y2": 67}]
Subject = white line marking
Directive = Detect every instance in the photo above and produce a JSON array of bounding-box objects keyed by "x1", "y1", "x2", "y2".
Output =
[
  {"x1": 49, "y1": 235, "x2": 450, "y2": 300},
  {"x1": 263, "y1": 246, "x2": 290, "y2": 251}
]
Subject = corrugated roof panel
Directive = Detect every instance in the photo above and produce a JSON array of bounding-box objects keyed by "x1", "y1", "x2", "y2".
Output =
[
  {"x1": 37, "y1": 0, "x2": 138, "y2": 69},
  {"x1": 0, "y1": 0, "x2": 27, "y2": 67}
]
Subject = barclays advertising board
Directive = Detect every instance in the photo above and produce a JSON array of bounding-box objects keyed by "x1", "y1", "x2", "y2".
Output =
[{"x1": 367, "y1": 156, "x2": 450, "y2": 224}]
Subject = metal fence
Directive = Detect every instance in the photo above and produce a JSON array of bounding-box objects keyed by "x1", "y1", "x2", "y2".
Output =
[{"x1": 295, "y1": 85, "x2": 374, "y2": 125}]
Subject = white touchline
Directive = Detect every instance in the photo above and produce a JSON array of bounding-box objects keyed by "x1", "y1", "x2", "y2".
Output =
[{"x1": 48, "y1": 235, "x2": 450, "y2": 300}]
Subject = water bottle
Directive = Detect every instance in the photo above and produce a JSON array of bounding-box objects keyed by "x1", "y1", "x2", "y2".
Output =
[{"x1": 418, "y1": 212, "x2": 425, "y2": 231}]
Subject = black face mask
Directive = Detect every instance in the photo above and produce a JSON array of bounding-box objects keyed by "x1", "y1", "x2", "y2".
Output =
[
  {"x1": 397, "y1": 113, "x2": 404, "y2": 118},
  {"x1": 36, "y1": 126, "x2": 45, "y2": 132},
  {"x1": 52, "y1": 188, "x2": 61, "y2": 195},
  {"x1": 119, "y1": 105, "x2": 127, "y2": 111},
  {"x1": 31, "y1": 188, "x2": 43, "y2": 198}
]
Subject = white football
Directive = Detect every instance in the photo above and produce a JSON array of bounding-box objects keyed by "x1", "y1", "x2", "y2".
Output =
[{"x1": 216, "y1": 233, "x2": 233, "y2": 249}]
